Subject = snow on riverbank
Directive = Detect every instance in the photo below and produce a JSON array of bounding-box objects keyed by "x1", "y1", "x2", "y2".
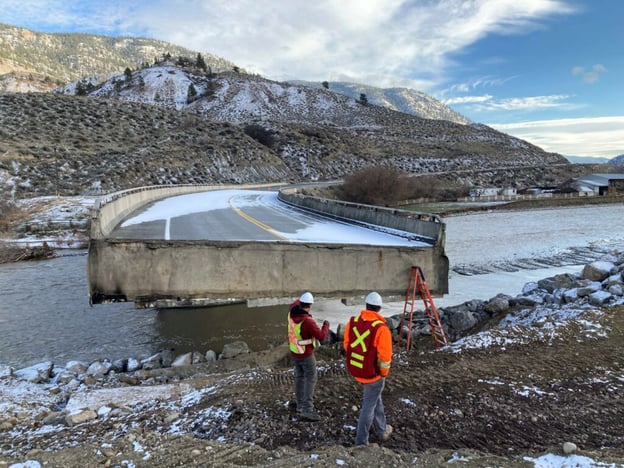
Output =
[
  {"x1": 2, "y1": 196, "x2": 624, "y2": 468},
  {"x1": 1, "y1": 196, "x2": 96, "y2": 249},
  {"x1": 3, "y1": 254, "x2": 624, "y2": 467}
]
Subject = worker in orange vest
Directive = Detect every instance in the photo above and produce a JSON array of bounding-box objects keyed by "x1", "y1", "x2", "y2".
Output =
[
  {"x1": 343, "y1": 291, "x2": 393, "y2": 446},
  {"x1": 288, "y1": 291, "x2": 330, "y2": 422}
]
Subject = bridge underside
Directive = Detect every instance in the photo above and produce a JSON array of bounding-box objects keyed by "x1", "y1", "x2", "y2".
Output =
[{"x1": 88, "y1": 239, "x2": 448, "y2": 308}]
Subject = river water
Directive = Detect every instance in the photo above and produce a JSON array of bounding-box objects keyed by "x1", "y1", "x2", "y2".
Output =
[{"x1": 1, "y1": 203, "x2": 624, "y2": 369}]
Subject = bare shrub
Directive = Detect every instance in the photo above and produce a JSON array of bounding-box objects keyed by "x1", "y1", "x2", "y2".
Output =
[
  {"x1": 341, "y1": 166, "x2": 409, "y2": 206},
  {"x1": 403, "y1": 176, "x2": 471, "y2": 202},
  {"x1": 0, "y1": 193, "x2": 19, "y2": 233},
  {"x1": 405, "y1": 175, "x2": 437, "y2": 200},
  {"x1": 243, "y1": 124, "x2": 276, "y2": 149}
]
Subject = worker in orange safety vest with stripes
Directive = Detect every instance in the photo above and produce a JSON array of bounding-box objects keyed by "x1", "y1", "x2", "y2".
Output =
[{"x1": 343, "y1": 291, "x2": 393, "y2": 446}]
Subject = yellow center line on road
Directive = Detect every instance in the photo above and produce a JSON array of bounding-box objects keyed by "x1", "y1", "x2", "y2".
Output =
[{"x1": 229, "y1": 202, "x2": 289, "y2": 241}]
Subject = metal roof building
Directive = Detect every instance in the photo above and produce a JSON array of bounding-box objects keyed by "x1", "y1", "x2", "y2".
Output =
[{"x1": 573, "y1": 173, "x2": 624, "y2": 195}]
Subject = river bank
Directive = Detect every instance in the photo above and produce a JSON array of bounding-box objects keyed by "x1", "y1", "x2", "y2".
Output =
[
  {"x1": 3, "y1": 198, "x2": 624, "y2": 370},
  {"x1": 0, "y1": 242, "x2": 56, "y2": 263},
  {"x1": 2, "y1": 255, "x2": 624, "y2": 467},
  {"x1": 0, "y1": 195, "x2": 93, "y2": 265},
  {"x1": 2, "y1": 195, "x2": 624, "y2": 467}
]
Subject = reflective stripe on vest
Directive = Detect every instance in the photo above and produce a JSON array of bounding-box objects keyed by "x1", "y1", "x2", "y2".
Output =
[
  {"x1": 346, "y1": 316, "x2": 383, "y2": 378},
  {"x1": 288, "y1": 314, "x2": 317, "y2": 354}
]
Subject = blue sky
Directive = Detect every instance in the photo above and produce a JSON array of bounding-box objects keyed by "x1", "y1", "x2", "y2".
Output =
[{"x1": 1, "y1": 0, "x2": 622, "y2": 158}]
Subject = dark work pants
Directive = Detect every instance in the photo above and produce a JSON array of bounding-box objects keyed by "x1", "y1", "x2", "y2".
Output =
[{"x1": 293, "y1": 354, "x2": 317, "y2": 414}]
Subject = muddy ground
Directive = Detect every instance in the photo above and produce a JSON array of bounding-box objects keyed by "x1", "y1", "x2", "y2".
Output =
[{"x1": 2, "y1": 305, "x2": 623, "y2": 467}]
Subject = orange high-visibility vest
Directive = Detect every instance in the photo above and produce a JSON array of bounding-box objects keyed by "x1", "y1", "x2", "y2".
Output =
[{"x1": 346, "y1": 315, "x2": 384, "y2": 379}]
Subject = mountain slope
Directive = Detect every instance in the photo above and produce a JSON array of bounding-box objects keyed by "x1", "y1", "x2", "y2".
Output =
[
  {"x1": 0, "y1": 23, "x2": 236, "y2": 91},
  {"x1": 290, "y1": 80, "x2": 470, "y2": 124},
  {"x1": 2, "y1": 24, "x2": 465, "y2": 123},
  {"x1": 0, "y1": 64, "x2": 569, "y2": 197},
  {"x1": 608, "y1": 154, "x2": 624, "y2": 166},
  {"x1": 0, "y1": 25, "x2": 575, "y2": 198}
]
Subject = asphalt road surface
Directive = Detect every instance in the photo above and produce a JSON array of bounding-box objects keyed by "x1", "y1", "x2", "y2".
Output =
[{"x1": 110, "y1": 189, "x2": 429, "y2": 246}]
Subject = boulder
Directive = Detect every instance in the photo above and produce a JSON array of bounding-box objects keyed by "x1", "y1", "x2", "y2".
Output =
[
  {"x1": 589, "y1": 290, "x2": 613, "y2": 306},
  {"x1": 538, "y1": 273, "x2": 576, "y2": 293},
  {"x1": 127, "y1": 357, "x2": 141, "y2": 372},
  {"x1": 141, "y1": 353, "x2": 163, "y2": 370},
  {"x1": 111, "y1": 358, "x2": 128, "y2": 373},
  {"x1": 582, "y1": 261, "x2": 615, "y2": 281},
  {"x1": 608, "y1": 284, "x2": 623, "y2": 297},
  {"x1": 65, "y1": 360, "x2": 88, "y2": 374},
  {"x1": 484, "y1": 295, "x2": 511, "y2": 314},
  {"x1": 86, "y1": 360, "x2": 112, "y2": 376},
  {"x1": 159, "y1": 348, "x2": 177, "y2": 367},
  {"x1": 65, "y1": 408, "x2": 98, "y2": 426},
  {"x1": 171, "y1": 353, "x2": 193, "y2": 367},
  {"x1": 15, "y1": 361, "x2": 54, "y2": 383},
  {"x1": 221, "y1": 341, "x2": 251, "y2": 359},
  {"x1": 562, "y1": 288, "x2": 578, "y2": 303},
  {"x1": 577, "y1": 282, "x2": 602, "y2": 297},
  {"x1": 191, "y1": 351, "x2": 206, "y2": 364}
]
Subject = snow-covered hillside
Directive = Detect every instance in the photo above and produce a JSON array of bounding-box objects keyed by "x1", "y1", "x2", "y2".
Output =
[
  {"x1": 56, "y1": 60, "x2": 471, "y2": 126},
  {"x1": 57, "y1": 64, "x2": 401, "y2": 126},
  {"x1": 290, "y1": 80, "x2": 470, "y2": 124}
]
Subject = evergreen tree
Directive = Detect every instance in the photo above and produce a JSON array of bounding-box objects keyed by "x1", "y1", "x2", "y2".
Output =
[
  {"x1": 358, "y1": 93, "x2": 368, "y2": 105},
  {"x1": 124, "y1": 67, "x2": 132, "y2": 83},
  {"x1": 196, "y1": 53, "x2": 207, "y2": 71},
  {"x1": 75, "y1": 81, "x2": 87, "y2": 96},
  {"x1": 322, "y1": 81, "x2": 329, "y2": 89},
  {"x1": 187, "y1": 83, "x2": 198, "y2": 103}
]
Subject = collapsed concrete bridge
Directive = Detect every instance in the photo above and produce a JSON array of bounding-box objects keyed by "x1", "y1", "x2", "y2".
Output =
[{"x1": 87, "y1": 184, "x2": 448, "y2": 308}]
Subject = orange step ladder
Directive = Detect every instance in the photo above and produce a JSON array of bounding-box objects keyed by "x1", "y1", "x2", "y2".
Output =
[{"x1": 400, "y1": 266, "x2": 448, "y2": 350}]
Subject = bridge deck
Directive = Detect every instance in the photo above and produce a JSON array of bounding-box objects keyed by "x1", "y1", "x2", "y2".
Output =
[{"x1": 88, "y1": 186, "x2": 448, "y2": 308}]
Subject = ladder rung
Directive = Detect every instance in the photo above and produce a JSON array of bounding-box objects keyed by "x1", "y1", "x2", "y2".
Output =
[{"x1": 401, "y1": 266, "x2": 448, "y2": 349}]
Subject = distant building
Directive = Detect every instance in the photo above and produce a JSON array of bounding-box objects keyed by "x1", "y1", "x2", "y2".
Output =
[
  {"x1": 468, "y1": 187, "x2": 517, "y2": 198},
  {"x1": 469, "y1": 187, "x2": 499, "y2": 197},
  {"x1": 572, "y1": 174, "x2": 624, "y2": 196}
]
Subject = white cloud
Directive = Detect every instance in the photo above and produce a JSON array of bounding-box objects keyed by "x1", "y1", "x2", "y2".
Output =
[
  {"x1": 571, "y1": 64, "x2": 607, "y2": 84},
  {"x1": 491, "y1": 116, "x2": 624, "y2": 158},
  {"x1": 0, "y1": 0, "x2": 576, "y2": 89},
  {"x1": 482, "y1": 94, "x2": 574, "y2": 111},
  {"x1": 446, "y1": 94, "x2": 574, "y2": 111},
  {"x1": 444, "y1": 95, "x2": 493, "y2": 105}
]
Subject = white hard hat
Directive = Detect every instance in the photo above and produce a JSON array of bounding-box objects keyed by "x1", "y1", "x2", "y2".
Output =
[
  {"x1": 299, "y1": 292, "x2": 314, "y2": 304},
  {"x1": 365, "y1": 291, "x2": 383, "y2": 307}
]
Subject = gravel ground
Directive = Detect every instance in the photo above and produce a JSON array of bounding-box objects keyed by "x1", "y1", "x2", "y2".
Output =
[{"x1": 2, "y1": 305, "x2": 623, "y2": 467}]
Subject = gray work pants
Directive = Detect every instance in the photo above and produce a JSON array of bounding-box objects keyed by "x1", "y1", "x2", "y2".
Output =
[
  {"x1": 293, "y1": 354, "x2": 318, "y2": 413},
  {"x1": 355, "y1": 377, "x2": 387, "y2": 446}
]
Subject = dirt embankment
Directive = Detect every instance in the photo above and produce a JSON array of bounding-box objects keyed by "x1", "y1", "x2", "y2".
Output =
[{"x1": 2, "y1": 306, "x2": 623, "y2": 467}]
